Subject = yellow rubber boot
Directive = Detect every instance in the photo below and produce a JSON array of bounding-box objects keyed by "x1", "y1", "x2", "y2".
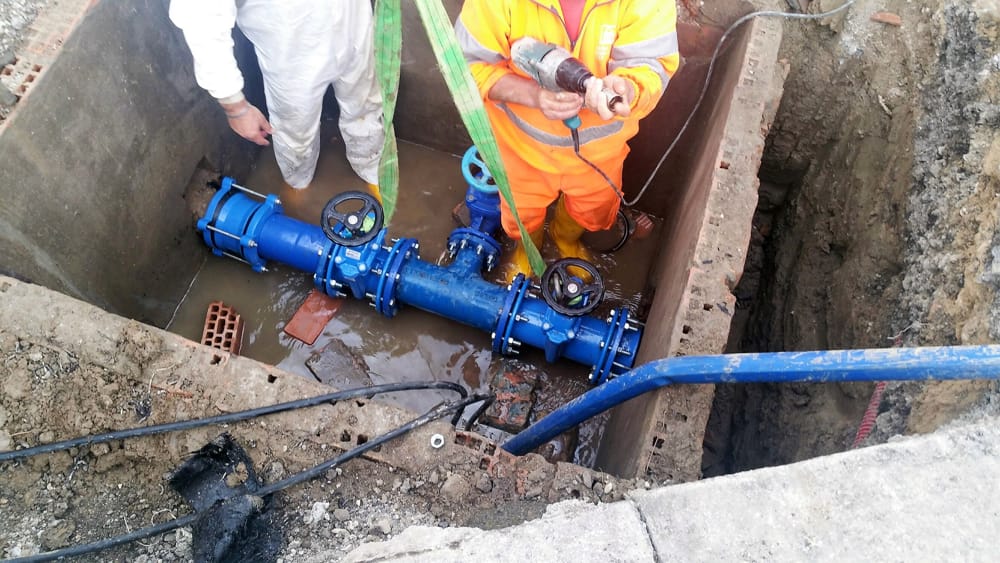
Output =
[
  {"x1": 366, "y1": 183, "x2": 383, "y2": 205},
  {"x1": 550, "y1": 197, "x2": 591, "y2": 262},
  {"x1": 502, "y1": 229, "x2": 544, "y2": 284}
]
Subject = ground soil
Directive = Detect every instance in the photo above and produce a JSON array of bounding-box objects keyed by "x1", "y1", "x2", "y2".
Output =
[
  {"x1": 706, "y1": 0, "x2": 1000, "y2": 474},
  {"x1": 0, "y1": 0, "x2": 48, "y2": 119},
  {"x1": 4, "y1": 0, "x2": 1000, "y2": 559},
  {"x1": 0, "y1": 285, "x2": 650, "y2": 560}
]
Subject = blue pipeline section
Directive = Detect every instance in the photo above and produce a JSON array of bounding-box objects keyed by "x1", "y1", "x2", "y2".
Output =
[
  {"x1": 502, "y1": 345, "x2": 1000, "y2": 455},
  {"x1": 196, "y1": 177, "x2": 642, "y2": 383}
]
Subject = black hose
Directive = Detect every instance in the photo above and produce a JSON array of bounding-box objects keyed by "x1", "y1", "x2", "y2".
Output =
[
  {"x1": 10, "y1": 393, "x2": 492, "y2": 563},
  {"x1": 570, "y1": 128, "x2": 626, "y2": 205},
  {"x1": 463, "y1": 396, "x2": 496, "y2": 431},
  {"x1": 627, "y1": 0, "x2": 859, "y2": 206},
  {"x1": 569, "y1": 128, "x2": 634, "y2": 254},
  {"x1": 256, "y1": 393, "x2": 492, "y2": 496},
  {"x1": 0, "y1": 381, "x2": 467, "y2": 463}
]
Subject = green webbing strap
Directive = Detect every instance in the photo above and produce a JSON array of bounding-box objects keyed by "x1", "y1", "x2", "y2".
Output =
[
  {"x1": 412, "y1": 0, "x2": 545, "y2": 276},
  {"x1": 374, "y1": 0, "x2": 401, "y2": 223}
]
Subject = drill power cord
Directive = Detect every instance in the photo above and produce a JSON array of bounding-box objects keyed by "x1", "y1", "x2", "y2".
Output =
[
  {"x1": 627, "y1": 0, "x2": 859, "y2": 207},
  {"x1": 572, "y1": 0, "x2": 860, "y2": 208},
  {"x1": 10, "y1": 391, "x2": 493, "y2": 563},
  {"x1": 0, "y1": 380, "x2": 467, "y2": 463}
]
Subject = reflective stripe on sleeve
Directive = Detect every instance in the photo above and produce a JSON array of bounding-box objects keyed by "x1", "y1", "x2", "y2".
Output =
[
  {"x1": 609, "y1": 32, "x2": 679, "y2": 89},
  {"x1": 456, "y1": 20, "x2": 505, "y2": 65}
]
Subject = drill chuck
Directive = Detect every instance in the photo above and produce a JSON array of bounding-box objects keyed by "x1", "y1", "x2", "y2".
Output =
[{"x1": 511, "y1": 37, "x2": 624, "y2": 113}]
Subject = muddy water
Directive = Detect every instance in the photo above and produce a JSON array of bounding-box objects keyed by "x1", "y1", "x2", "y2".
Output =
[{"x1": 169, "y1": 135, "x2": 661, "y2": 467}]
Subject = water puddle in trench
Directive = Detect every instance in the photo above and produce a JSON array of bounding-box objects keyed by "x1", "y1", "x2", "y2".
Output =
[{"x1": 169, "y1": 135, "x2": 661, "y2": 467}]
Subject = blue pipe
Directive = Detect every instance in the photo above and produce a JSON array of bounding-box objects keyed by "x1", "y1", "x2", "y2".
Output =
[
  {"x1": 502, "y1": 345, "x2": 1000, "y2": 455},
  {"x1": 197, "y1": 178, "x2": 642, "y2": 383}
]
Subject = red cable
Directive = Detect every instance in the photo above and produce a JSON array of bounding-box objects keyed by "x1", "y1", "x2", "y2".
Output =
[{"x1": 851, "y1": 380, "x2": 887, "y2": 448}]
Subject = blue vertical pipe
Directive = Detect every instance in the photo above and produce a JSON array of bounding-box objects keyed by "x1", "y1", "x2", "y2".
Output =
[{"x1": 502, "y1": 345, "x2": 1000, "y2": 455}]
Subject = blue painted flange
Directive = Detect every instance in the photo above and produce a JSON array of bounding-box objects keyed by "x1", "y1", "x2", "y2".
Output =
[
  {"x1": 493, "y1": 274, "x2": 531, "y2": 355},
  {"x1": 591, "y1": 308, "x2": 631, "y2": 385},
  {"x1": 375, "y1": 237, "x2": 418, "y2": 317}
]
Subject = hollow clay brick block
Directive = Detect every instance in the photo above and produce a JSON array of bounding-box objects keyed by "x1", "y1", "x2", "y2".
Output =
[{"x1": 201, "y1": 301, "x2": 245, "y2": 355}]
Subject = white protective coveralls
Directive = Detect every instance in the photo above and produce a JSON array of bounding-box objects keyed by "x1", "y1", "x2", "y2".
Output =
[{"x1": 169, "y1": 0, "x2": 384, "y2": 188}]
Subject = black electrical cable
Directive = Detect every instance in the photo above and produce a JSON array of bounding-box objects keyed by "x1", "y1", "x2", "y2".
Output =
[
  {"x1": 449, "y1": 395, "x2": 493, "y2": 428},
  {"x1": 463, "y1": 396, "x2": 496, "y2": 431},
  {"x1": 257, "y1": 393, "x2": 492, "y2": 496},
  {"x1": 627, "y1": 0, "x2": 859, "y2": 206},
  {"x1": 0, "y1": 380, "x2": 467, "y2": 463},
  {"x1": 563, "y1": 0, "x2": 860, "y2": 208},
  {"x1": 10, "y1": 393, "x2": 492, "y2": 563},
  {"x1": 571, "y1": 129, "x2": 628, "y2": 206}
]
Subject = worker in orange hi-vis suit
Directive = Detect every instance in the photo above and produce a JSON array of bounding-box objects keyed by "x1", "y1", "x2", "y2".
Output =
[{"x1": 456, "y1": 0, "x2": 680, "y2": 281}]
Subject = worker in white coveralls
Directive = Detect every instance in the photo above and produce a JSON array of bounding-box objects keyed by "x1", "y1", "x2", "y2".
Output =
[{"x1": 168, "y1": 0, "x2": 385, "y2": 199}]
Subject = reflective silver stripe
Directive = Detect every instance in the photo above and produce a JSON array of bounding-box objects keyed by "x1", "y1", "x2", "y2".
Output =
[
  {"x1": 611, "y1": 32, "x2": 680, "y2": 61},
  {"x1": 610, "y1": 32, "x2": 679, "y2": 90},
  {"x1": 609, "y1": 58, "x2": 671, "y2": 91},
  {"x1": 456, "y1": 20, "x2": 504, "y2": 65},
  {"x1": 498, "y1": 103, "x2": 624, "y2": 147}
]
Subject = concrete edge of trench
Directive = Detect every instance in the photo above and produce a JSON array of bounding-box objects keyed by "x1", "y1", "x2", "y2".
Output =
[{"x1": 341, "y1": 414, "x2": 1000, "y2": 562}]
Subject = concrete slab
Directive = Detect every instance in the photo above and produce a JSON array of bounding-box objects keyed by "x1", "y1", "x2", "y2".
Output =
[
  {"x1": 631, "y1": 416, "x2": 1000, "y2": 560},
  {"x1": 340, "y1": 499, "x2": 656, "y2": 563},
  {"x1": 346, "y1": 415, "x2": 1000, "y2": 561}
]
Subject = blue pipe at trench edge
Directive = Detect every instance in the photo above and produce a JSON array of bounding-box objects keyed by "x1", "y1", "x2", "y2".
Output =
[
  {"x1": 502, "y1": 345, "x2": 1000, "y2": 455},
  {"x1": 196, "y1": 177, "x2": 641, "y2": 384}
]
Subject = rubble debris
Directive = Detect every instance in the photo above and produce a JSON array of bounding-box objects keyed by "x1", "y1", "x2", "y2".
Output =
[
  {"x1": 168, "y1": 433, "x2": 282, "y2": 562},
  {"x1": 306, "y1": 338, "x2": 372, "y2": 388},
  {"x1": 284, "y1": 289, "x2": 343, "y2": 345},
  {"x1": 870, "y1": 12, "x2": 902, "y2": 26},
  {"x1": 482, "y1": 360, "x2": 539, "y2": 433}
]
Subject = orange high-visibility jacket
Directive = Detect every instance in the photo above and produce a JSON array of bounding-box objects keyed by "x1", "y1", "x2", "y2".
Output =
[{"x1": 457, "y1": 0, "x2": 680, "y2": 175}]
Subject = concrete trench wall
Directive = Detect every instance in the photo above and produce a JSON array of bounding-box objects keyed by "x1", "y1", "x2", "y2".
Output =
[
  {"x1": 0, "y1": 0, "x2": 258, "y2": 326},
  {"x1": 596, "y1": 18, "x2": 786, "y2": 480},
  {"x1": 0, "y1": 1, "x2": 783, "y2": 480}
]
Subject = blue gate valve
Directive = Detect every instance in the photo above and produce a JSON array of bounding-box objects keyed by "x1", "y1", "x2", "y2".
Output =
[
  {"x1": 197, "y1": 176, "x2": 643, "y2": 384},
  {"x1": 460, "y1": 146, "x2": 502, "y2": 237}
]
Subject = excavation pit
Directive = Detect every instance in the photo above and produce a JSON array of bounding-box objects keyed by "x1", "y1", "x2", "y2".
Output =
[{"x1": 0, "y1": 0, "x2": 803, "y2": 558}]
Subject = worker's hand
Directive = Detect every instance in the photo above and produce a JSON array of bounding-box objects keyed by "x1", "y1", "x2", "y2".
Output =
[
  {"x1": 221, "y1": 100, "x2": 273, "y2": 146},
  {"x1": 585, "y1": 75, "x2": 635, "y2": 120},
  {"x1": 537, "y1": 88, "x2": 585, "y2": 122}
]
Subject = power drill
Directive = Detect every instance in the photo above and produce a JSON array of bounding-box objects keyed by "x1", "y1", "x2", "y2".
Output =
[{"x1": 510, "y1": 37, "x2": 624, "y2": 130}]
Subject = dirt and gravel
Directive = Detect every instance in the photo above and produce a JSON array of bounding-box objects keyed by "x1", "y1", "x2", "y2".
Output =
[
  {"x1": 0, "y1": 283, "x2": 651, "y2": 560},
  {"x1": 706, "y1": 0, "x2": 1000, "y2": 474},
  {"x1": 4, "y1": 0, "x2": 1000, "y2": 559},
  {"x1": 0, "y1": 0, "x2": 45, "y2": 59},
  {"x1": 0, "y1": 0, "x2": 48, "y2": 116}
]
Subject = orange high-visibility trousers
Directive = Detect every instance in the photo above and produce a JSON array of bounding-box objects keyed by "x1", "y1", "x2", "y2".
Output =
[{"x1": 497, "y1": 141, "x2": 624, "y2": 238}]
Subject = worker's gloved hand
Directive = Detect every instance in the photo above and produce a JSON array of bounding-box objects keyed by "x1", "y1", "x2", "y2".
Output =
[
  {"x1": 536, "y1": 88, "x2": 584, "y2": 122},
  {"x1": 584, "y1": 75, "x2": 634, "y2": 120},
  {"x1": 221, "y1": 100, "x2": 274, "y2": 146}
]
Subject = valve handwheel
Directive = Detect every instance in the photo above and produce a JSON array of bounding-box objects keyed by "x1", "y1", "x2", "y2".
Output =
[
  {"x1": 540, "y1": 258, "x2": 604, "y2": 316},
  {"x1": 321, "y1": 191, "x2": 384, "y2": 246},
  {"x1": 461, "y1": 146, "x2": 499, "y2": 194}
]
